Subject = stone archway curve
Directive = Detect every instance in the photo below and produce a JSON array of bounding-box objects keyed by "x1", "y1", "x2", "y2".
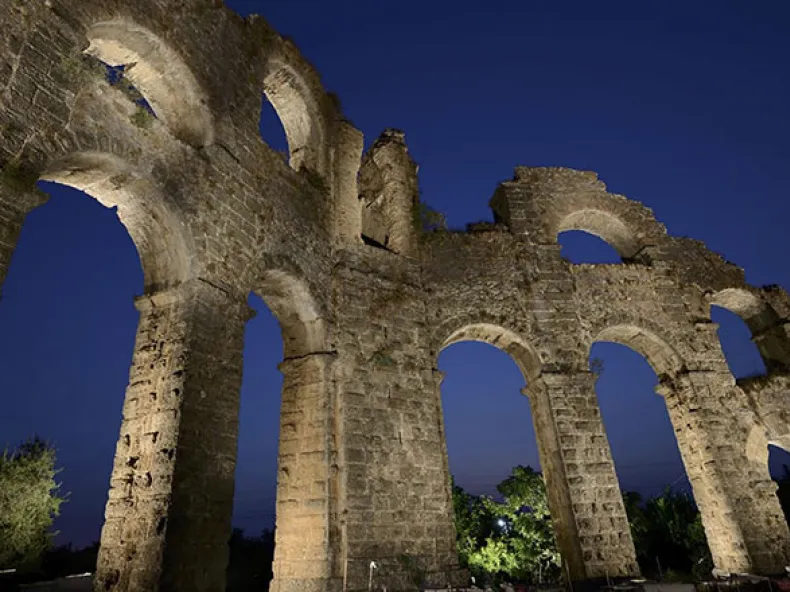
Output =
[
  {"x1": 594, "y1": 323, "x2": 685, "y2": 379},
  {"x1": 40, "y1": 151, "x2": 194, "y2": 293},
  {"x1": 441, "y1": 322, "x2": 543, "y2": 383},
  {"x1": 85, "y1": 19, "x2": 215, "y2": 148},
  {"x1": 557, "y1": 209, "x2": 640, "y2": 260},
  {"x1": 711, "y1": 287, "x2": 780, "y2": 336},
  {"x1": 262, "y1": 58, "x2": 330, "y2": 176},
  {"x1": 257, "y1": 267, "x2": 328, "y2": 359}
]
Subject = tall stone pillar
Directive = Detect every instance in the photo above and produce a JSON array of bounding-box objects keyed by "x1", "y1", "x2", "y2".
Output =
[
  {"x1": 270, "y1": 352, "x2": 340, "y2": 592},
  {"x1": 95, "y1": 279, "x2": 251, "y2": 592},
  {"x1": 658, "y1": 370, "x2": 790, "y2": 575},
  {"x1": 526, "y1": 371, "x2": 640, "y2": 582},
  {"x1": 331, "y1": 120, "x2": 364, "y2": 247}
]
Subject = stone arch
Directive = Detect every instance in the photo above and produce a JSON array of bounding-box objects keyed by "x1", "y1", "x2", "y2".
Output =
[
  {"x1": 251, "y1": 266, "x2": 335, "y2": 590},
  {"x1": 712, "y1": 288, "x2": 779, "y2": 335},
  {"x1": 557, "y1": 209, "x2": 639, "y2": 259},
  {"x1": 595, "y1": 324, "x2": 685, "y2": 379},
  {"x1": 442, "y1": 323, "x2": 543, "y2": 383},
  {"x1": 256, "y1": 268, "x2": 328, "y2": 358},
  {"x1": 40, "y1": 151, "x2": 194, "y2": 292},
  {"x1": 711, "y1": 288, "x2": 790, "y2": 370},
  {"x1": 85, "y1": 19, "x2": 215, "y2": 148},
  {"x1": 490, "y1": 168, "x2": 666, "y2": 258},
  {"x1": 262, "y1": 56, "x2": 330, "y2": 176}
]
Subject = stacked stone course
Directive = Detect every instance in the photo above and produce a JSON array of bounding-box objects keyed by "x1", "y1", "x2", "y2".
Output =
[{"x1": 2, "y1": 1, "x2": 790, "y2": 590}]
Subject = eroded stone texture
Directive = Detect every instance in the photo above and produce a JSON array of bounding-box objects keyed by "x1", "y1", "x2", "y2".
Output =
[
  {"x1": 96, "y1": 280, "x2": 250, "y2": 592},
  {"x1": 2, "y1": 1, "x2": 790, "y2": 591}
]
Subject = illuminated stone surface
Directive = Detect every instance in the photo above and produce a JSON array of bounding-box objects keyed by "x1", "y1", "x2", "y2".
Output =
[{"x1": 1, "y1": 1, "x2": 790, "y2": 590}]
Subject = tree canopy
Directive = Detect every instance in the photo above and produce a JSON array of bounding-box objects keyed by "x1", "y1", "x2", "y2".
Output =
[
  {"x1": 0, "y1": 437, "x2": 66, "y2": 571},
  {"x1": 452, "y1": 466, "x2": 719, "y2": 585},
  {"x1": 452, "y1": 465, "x2": 561, "y2": 587}
]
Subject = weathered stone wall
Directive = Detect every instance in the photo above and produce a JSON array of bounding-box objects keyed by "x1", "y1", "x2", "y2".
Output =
[
  {"x1": 2, "y1": 1, "x2": 790, "y2": 591},
  {"x1": 330, "y1": 247, "x2": 463, "y2": 590}
]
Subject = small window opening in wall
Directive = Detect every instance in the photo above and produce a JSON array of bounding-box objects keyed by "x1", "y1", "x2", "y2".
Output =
[
  {"x1": 259, "y1": 95, "x2": 289, "y2": 164},
  {"x1": 99, "y1": 63, "x2": 156, "y2": 117},
  {"x1": 711, "y1": 305, "x2": 767, "y2": 379},
  {"x1": 558, "y1": 230, "x2": 621, "y2": 264},
  {"x1": 768, "y1": 444, "x2": 790, "y2": 527}
]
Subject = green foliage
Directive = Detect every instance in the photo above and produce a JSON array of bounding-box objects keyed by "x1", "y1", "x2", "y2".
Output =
[
  {"x1": 413, "y1": 201, "x2": 447, "y2": 234},
  {"x1": 624, "y1": 487, "x2": 713, "y2": 581},
  {"x1": 302, "y1": 167, "x2": 329, "y2": 194},
  {"x1": 589, "y1": 356, "x2": 605, "y2": 377},
  {"x1": 452, "y1": 466, "x2": 560, "y2": 587},
  {"x1": 371, "y1": 349, "x2": 397, "y2": 367},
  {"x1": 0, "y1": 161, "x2": 43, "y2": 196},
  {"x1": 454, "y1": 467, "x2": 718, "y2": 585},
  {"x1": 130, "y1": 105, "x2": 155, "y2": 129},
  {"x1": 56, "y1": 55, "x2": 89, "y2": 84},
  {"x1": 397, "y1": 553, "x2": 428, "y2": 588},
  {"x1": 0, "y1": 437, "x2": 66, "y2": 571},
  {"x1": 452, "y1": 478, "x2": 496, "y2": 573}
]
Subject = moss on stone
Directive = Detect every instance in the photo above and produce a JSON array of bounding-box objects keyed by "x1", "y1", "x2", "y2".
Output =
[
  {"x1": 0, "y1": 161, "x2": 43, "y2": 196},
  {"x1": 130, "y1": 106, "x2": 155, "y2": 129}
]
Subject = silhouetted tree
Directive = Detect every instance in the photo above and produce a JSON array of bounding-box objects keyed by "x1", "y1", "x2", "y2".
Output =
[
  {"x1": 226, "y1": 527, "x2": 275, "y2": 591},
  {"x1": 624, "y1": 487, "x2": 712, "y2": 581}
]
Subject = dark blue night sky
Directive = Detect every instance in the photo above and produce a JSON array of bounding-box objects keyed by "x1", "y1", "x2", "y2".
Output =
[{"x1": 1, "y1": 0, "x2": 790, "y2": 548}]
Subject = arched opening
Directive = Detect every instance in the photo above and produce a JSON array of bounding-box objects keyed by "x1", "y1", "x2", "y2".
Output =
[
  {"x1": 558, "y1": 230, "x2": 622, "y2": 264},
  {"x1": 710, "y1": 289, "x2": 783, "y2": 376},
  {"x1": 0, "y1": 180, "x2": 143, "y2": 576},
  {"x1": 228, "y1": 293, "x2": 281, "y2": 590},
  {"x1": 85, "y1": 20, "x2": 214, "y2": 147},
  {"x1": 556, "y1": 209, "x2": 641, "y2": 260},
  {"x1": 711, "y1": 305, "x2": 767, "y2": 379},
  {"x1": 591, "y1": 327, "x2": 708, "y2": 580},
  {"x1": 591, "y1": 342, "x2": 689, "y2": 498},
  {"x1": 439, "y1": 341, "x2": 541, "y2": 497},
  {"x1": 230, "y1": 271, "x2": 331, "y2": 591},
  {"x1": 438, "y1": 325, "x2": 558, "y2": 586},
  {"x1": 39, "y1": 152, "x2": 192, "y2": 293},
  {"x1": 259, "y1": 96, "x2": 290, "y2": 165},
  {"x1": 262, "y1": 62, "x2": 327, "y2": 175}
]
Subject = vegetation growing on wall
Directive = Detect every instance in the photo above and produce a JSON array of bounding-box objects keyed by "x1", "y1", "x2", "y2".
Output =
[
  {"x1": 413, "y1": 201, "x2": 447, "y2": 235},
  {"x1": 0, "y1": 161, "x2": 43, "y2": 196}
]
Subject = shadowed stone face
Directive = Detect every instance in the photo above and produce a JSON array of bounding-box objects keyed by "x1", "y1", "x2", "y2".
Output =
[{"x1": 1, "y1": 2, "x2": 789, "y2": 590}]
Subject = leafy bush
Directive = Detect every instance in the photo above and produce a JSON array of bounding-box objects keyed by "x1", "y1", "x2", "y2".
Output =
[
  {"x1": 0, "y1": 437, "x2": 66, "y2": 572},
  {"x1": 452, "y1": 466, "x2": 560, "y2": 587}
]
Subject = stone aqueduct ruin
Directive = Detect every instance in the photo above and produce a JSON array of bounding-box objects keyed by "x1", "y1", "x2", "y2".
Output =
[{"x1": 2, "y1": 1, "x2": 790, "y2": 590}]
